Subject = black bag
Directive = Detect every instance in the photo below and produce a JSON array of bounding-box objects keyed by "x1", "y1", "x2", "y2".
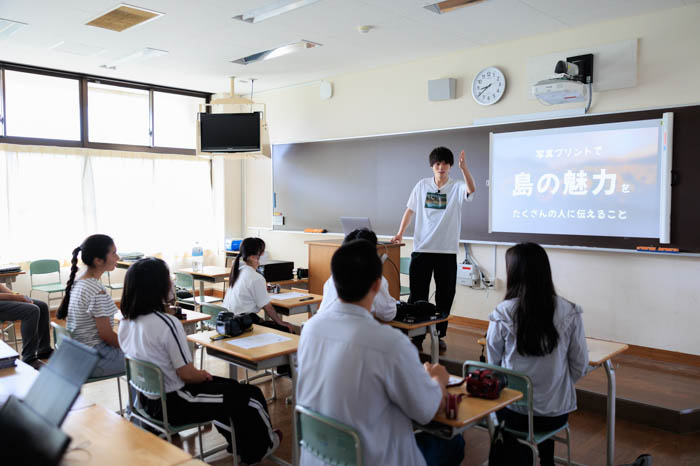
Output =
[
  {"x1": 620, "y1": 454, "x2": 652, "y2": 466},
  {"x1": 488, "y1": 420, "x2": 529, "y2": 466},
  {"x1": 394, "y1": 300, "x2": 445, "y2": 323},
  {"x1": 216, "y1": 312, "x2": 254, "y2": 337}
]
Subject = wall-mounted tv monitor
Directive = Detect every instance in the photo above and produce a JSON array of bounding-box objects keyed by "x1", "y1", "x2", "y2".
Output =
[{"x1": 199, "y1": 112, "x2": 261, "y2": 152}]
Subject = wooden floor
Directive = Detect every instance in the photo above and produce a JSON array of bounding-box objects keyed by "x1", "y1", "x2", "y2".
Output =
[{"x1": 74, "y1": 336, "x2": 700, "y2": 466}]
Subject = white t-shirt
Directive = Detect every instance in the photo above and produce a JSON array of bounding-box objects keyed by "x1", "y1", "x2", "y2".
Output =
[
  {"x1": 297, "y1": 301, "x2": 442, "y2": 466},
  {"x1": 118, "y1": 311, "x2": 192, "y2": 397},
  {"x1": 407, "y1": 177, "x2": 473, "y2": 254},
  {"x1": 222, "y1": 264, "x2": 270, "y2": 315},
  {"x1": 319, "y1": 275, "x2": 397, "y2": 321},
  {"x1": 66, "y1": 278, "x2": 118, "y2": 347}
]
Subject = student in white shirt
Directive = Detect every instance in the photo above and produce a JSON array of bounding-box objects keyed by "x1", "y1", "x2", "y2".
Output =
[
  {"x1": 391, "y1": 147, "x2": 476, "y2": 353},
  {"x1": 487, "y1": 242, "x2": 589, "y2": 466},
  {"x1": 56, "y1": 234, "x2": 124, "y2": 377},
  {"x1": 223, "y1": 237, "x2": 293, "y2": 333},
  {"x1": 318, "y1": 228, "x2": 396, "y2": 321},
  {"x1": 118, "y1": 258, "x2": 280, "y2": 464},
  {"x1": 297, "y1": 239, "x2": 465, "y2": 466}
]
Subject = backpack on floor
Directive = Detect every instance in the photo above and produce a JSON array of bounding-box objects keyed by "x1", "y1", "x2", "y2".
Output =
[
  {"x1": 620, "y1": 454, "x2": 652, "y2": 466},
  {"x1": 488, "y1": 421, "x2": 530, "y2": 466}
]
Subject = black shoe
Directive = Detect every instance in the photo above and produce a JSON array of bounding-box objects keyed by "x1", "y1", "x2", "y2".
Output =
[{"x1": 438, "y1": 339, "x2": 447, "y2": 354}]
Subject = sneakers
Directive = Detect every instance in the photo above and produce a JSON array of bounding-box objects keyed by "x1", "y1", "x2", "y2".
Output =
[{"x1": 438, "y1": 339, "x2": 447, "y2": 354}]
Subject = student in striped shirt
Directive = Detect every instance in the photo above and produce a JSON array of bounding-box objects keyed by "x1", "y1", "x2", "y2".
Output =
[
  {"x1": 56, "y1": 234, "x2": 124, "y2": 377},
  {"x1": 118, "y1": 258, "x2": 280, "y2": 463}
]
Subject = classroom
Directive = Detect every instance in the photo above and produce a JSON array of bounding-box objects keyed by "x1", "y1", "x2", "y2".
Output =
[{"x1": 1, "y1": 1, "x2": 699, "y2": 465}]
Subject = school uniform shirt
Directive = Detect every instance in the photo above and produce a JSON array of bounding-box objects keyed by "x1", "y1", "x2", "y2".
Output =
[
  {"x1": 66, "y1": 278, "x2": 119, "y2": 347},
  {"x1": 407, "y1": 177, "x2": 473, "y2": 254},
  {"x1": 297, "y1": 300, "x2": 442, "y2": 466},
  {"x1": 118, "y1": 311, "x2": 192, "y2": 397},
  {"x1": 222, "y1": 264, "x2": 270, "y2": 315},
  {"x1": 318, "y1": 275, "x2": 397, "y2": 321},
  {"x1": 486, "y1": 296, "x2": 589, "y2": 417}
]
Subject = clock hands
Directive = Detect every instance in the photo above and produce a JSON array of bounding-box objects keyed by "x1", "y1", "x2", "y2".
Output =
[{"x1": 477, "y1": 83, "x2": 493, "y2": 97}]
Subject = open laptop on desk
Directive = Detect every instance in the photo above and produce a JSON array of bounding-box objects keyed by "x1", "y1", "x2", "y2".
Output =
[{"x1": 340, "y1": 217, "x2": 393, "y2": 244}]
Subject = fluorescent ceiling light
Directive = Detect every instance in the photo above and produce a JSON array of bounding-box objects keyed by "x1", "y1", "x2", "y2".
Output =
[
  {"x1": 100, "y1": 47, "x2": 168, "y2": 70},
  {"x1": 0, "y1": 18, "x2": 28, "y2": 39},
  {"x1": 231, "y1": 40, "x2": 321, "y2": 65},
  {"x1": 424, "y1": 0, "x2": 485, "y2": 14},
  {"x1": 50, "y1": 41, "x2": 106, "y2": 57},
  {"x1": 233, "y1": 0, "x2": 322, "y2": 24}
]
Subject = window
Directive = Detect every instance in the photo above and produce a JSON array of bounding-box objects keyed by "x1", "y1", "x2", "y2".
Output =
[
  {"x1": 153, "y1": 92, "x2": 206, "y2": 149},
  {"x1": 88, "y1": 82, "x2": 150, "y2": 146},
  {"x1": 3, "y1": 70, "x2": 80, "y2": 140}
]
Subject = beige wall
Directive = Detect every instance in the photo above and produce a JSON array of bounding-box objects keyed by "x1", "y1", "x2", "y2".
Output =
[{"x1": 231, "y1": 5, "x2": 700, "y2": 355}]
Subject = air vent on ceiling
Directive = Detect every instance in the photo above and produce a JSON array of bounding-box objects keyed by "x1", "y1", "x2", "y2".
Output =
[
  {"x1": 424, "y1": 0, "x2": 485, "y2": 14},
  {"x1": 86, "y1": 4, "x2": 163, "y2": 32}
]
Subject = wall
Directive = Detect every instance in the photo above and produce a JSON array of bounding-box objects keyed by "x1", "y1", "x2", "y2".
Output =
[{"x1": 233, "y1": 5, "x2": 700, "y2": 355}]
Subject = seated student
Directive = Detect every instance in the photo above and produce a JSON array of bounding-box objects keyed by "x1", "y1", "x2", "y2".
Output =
[
  {"x1": 318, "y1": 228, "x2": 397, "y2": 322},
  {"x1": 118, "y1": 258, "x2": 280, "y2": 463},
  {"x1": 56, "y1": 234, "x2": 124, "y2": 377},
  {"x1": 297, "y1": 239, "x2": 465, "y2": 466},
  {"x1": 222, "y1": 237, "x2": 294, "y2": 333},
  {"x1": 487, "y1": 242, "x2": 589, "y2": 466},
  {"x1": 0, "y1": 284, "x2": 52, "y2": 367}
]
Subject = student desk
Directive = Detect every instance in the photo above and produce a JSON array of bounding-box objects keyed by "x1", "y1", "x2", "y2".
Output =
[
  {"x1": 419, "y1": 386, "x2": 523, "y2": 439},
  {"x1": 177, "y1": 266, "x2": 229, "y2": 307},
  {"x1": 269, "y1": 292, "x2": 323, "y2": 317},
  {"x1": 187, "y1": 326, "x2": 300, "y2": 466},
  {"x1": 0, "y1": 357, "x2": 39, "y2": 405},
  {"x1": 0, "y1": 270, "x2": 24, "y2": 290},
  {"x1": 388, "y1": 316, "x2": 451, "y2": 364},
  {"x1": 477, "y1": 336, "x2": 628, "y2": 466},
  {"x1": 61, "y1": 404, "x2": 194, "y2": 465},
  {"x1": 116, "y1": 309, "x2": 211, "y2": 354}
]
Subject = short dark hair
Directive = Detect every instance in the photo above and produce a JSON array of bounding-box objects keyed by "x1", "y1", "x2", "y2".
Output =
[
  {"x1": 343, "y1": 228, "x2": 377, "y2": 245},
  {"x1": 331, "y1": 239, "x2": 382, "y2": 303},
  {"x1": 121, "y1": 257, "x2": 172, "y2": 319},
  {"x1": 429, "y1": 146, "x2": 454, "y2": 167}
]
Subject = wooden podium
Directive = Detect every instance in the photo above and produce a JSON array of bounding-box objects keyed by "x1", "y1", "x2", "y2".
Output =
[{"x1": 305, "y1": 239, "x2": 404, "y2": 299}]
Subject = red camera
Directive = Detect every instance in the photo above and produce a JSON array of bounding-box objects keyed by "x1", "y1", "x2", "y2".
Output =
[{"x1": 466, "y1": 369, "x2": 507, "y2": 400}]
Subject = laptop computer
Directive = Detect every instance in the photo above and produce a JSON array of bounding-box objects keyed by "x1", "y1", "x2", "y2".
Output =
[{"x1": 339, "y1": 217, "x2": 392, "y2": 244}]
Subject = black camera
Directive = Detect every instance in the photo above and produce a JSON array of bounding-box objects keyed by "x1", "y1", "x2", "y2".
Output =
[
  {"x1": 394, "y1": 300, "x2": 445, "y2": 323},
  {"x1": 216, "y1": 312, "x2": 254, "y2": 337}
]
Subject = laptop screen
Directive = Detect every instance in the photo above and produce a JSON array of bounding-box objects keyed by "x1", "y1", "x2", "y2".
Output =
[
  {"x1": 23, "y1": 338, "x2": 99, "y2": 426},
  {"x1": 340, "y1": 217, "x2": 373, "y2": 236}
]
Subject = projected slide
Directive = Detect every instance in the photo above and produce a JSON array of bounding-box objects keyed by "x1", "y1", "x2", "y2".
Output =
[{"x1": 489, "y1": 119, "x2": 666, "y2": 238}]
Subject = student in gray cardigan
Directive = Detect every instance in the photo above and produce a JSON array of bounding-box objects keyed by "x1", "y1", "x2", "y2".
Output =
[{"x1": 487, "y1": 242, "x2": 588, "y2": 466}]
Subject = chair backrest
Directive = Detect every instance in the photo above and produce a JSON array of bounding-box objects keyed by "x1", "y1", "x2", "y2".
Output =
[
  {"x1": 50, "y1": 322, "x2": 72, "y2": 349},
  {"x1": 462, "y1": 360, "x2": 535, "y2": 441},
  {"x1": 30, "y1": 259, "x2": 61, "y2": 284},
  {"x1": 295, "y1": 405, "x2": 362, "y2": 466},
  {"x1": 199, "y1": 303, "x2": 227, "y2": 330},
  {"x1": 174, "y1": 272, "x2": 194, "y2": 290},
  {"x1": 399, "y1": 257, "x2": 411, "y2": 275},
  {"x1": 124, "y1": 356, "x2": 171, "y2": 428}
]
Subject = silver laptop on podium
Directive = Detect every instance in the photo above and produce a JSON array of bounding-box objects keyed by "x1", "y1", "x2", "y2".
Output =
[{"x1": 339, "y1": 217, "x2": 392, "y2": 244}]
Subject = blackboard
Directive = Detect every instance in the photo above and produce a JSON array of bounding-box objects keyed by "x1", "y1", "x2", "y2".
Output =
[{"x1": 272, "y1": 104, "x2": 700, "y2": 252}]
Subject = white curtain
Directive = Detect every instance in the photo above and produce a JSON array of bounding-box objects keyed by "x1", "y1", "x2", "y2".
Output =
[{"x1": 0, "y1": 144, "x2": 217, "y2": 264}]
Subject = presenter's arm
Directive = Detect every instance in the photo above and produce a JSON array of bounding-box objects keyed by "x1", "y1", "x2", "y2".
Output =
[
  {"x1": 391, "y1": 208, "x2": 414, "y2": 244},
  {"x1": 459, "y1": 150, "x2": 476, "y2": 195}
]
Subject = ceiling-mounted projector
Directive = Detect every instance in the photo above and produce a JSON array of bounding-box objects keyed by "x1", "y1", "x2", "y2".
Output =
[{"x1": 532, "y1": 78, "x2": 588, "y2": 105}]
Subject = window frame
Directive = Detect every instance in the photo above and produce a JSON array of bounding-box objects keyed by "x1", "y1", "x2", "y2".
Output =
[{"x1": 0, "y1": 61, "x2": 211, "y2": 155}]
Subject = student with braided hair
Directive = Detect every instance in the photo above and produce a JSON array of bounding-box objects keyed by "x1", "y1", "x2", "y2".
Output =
[{"x1": 56, "y1": 234, "x2": 124, "y2": 377}]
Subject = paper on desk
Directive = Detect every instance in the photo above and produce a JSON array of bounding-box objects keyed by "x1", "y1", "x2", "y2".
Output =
[
  {"x1": 226, "y1": 333, "x2": 292, "y2": 349},
  {"x1": 269, "y1": 292, "x2": 307, "y2": 300},
  {"x1": 448, "y1": 375, "x2": 463, "y2": 385}
]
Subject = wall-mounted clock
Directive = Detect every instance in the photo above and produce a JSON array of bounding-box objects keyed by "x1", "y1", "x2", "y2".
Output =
[{"x1": 471, "y1": 67, "x2": 506, "y2": 105}]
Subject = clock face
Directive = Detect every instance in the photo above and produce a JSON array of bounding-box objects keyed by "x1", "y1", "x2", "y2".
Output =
[{"x1": 471, "y1": 67, "x2": 506, "y2": 105}]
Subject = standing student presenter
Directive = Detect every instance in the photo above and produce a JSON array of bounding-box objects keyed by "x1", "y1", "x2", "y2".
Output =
[{"x1": 392, "y1": 147, "x2": 475, "y2": 353}]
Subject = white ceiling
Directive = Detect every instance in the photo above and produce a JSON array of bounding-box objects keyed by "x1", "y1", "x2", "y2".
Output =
[{"x1": 0, "y1": 0, "x2": 695, "y2": 95}]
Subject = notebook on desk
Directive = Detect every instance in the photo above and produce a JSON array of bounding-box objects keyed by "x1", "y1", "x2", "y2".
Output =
[{"x1": 0, "y1": 340, "x2": 19, "y2": 369}]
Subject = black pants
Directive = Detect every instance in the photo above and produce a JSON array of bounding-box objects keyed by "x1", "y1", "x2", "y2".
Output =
[
  {"x1": 496, "y1": 408, "x2": 568, "y2": 466},
  {"x1": 140, "y1": 376, "x2": 275, "y2": 464},
  {"x1": 408, "y1": 252, "x2": 457, "y2": 338}
]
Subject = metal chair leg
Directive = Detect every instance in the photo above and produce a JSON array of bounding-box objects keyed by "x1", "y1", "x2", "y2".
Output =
[
  {"x1": 230, "y1": 420, "x2": 238, "y2": 466},
  {"x1": 116, "y1": 377, "x2": 124, "y2": 417},
  {"x1": 197, "y1": 425, "x2": 205, "y2": 460}
]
